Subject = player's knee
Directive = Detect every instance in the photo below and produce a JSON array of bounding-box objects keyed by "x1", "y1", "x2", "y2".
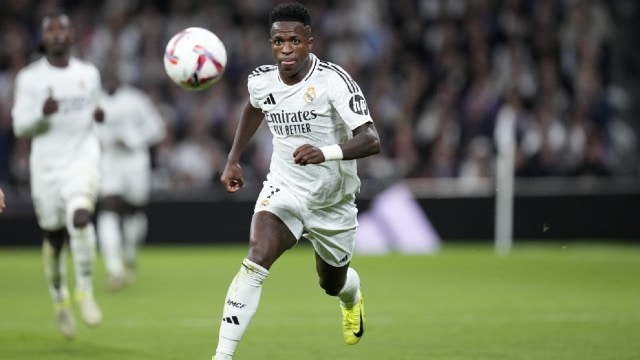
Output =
[
  {"x1": 126, "y1": 203, "x2": 144, "y2": 216},
  {"x1": 319, "y1": 278, "x2": 343, "y2": 296},
  {"x1": 44, "y1": 228, "x2": 68, "y2": 250},
  {"x1": 72, "y1": 209, "x2": 92, "y2": 228},
  {"x1": 100, "y1": 195, "x2": 125, "y2": 213}
]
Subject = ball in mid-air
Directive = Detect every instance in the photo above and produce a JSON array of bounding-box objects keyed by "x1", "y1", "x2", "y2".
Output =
[{"x1": 163, "y1": 27, "x2": 227, "y2": 91}]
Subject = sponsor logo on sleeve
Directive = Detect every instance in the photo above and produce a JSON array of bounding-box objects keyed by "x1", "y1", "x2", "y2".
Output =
[{"x1": 349, "y1": 94, "x2": 369, "y2": 115}]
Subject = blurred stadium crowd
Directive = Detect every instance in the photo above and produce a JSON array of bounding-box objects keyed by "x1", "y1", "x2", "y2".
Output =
[{"x1": 0, "y1": 0, "x2": 638, "y2": 194}]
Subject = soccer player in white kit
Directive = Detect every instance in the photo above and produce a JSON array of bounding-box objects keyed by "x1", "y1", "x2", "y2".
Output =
[
  {"x1": 213, "y1": 3, "x2": 381, "y2": 359},
  {"x1": 95, "y1": 67, "x2": 166, "y2": 291},
  {"x1": 11, "y1": 10, "x2": 104, "y2": 340}
]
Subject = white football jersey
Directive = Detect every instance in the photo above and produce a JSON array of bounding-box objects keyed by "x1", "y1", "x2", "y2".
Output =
[
  {"x1": 248, "y1": 53, "x2": 373, "y2": 208},
  {"x1": 96, "y1": 85, "x2": 165, "y2": 168},
  {"x1": 96, "y1": 85, "x2": 165, "y2": 202},
  {"x1": 12, "y1": 57, "x2": 102, "y2": 176}
]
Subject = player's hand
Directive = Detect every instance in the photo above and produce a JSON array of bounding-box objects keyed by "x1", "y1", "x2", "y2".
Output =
[
  {"x1": 293, "y1": 144, "x2": 324, "y2": 165},
  {"x1": 94, "y1": 106, "x2": 105, "y2": 123},
  {"x1": 220, "y1": 162, "x2": 244, "y2": 193},
  {"x1": 115, "y1": 139, "x2": 129, "y2": 149},
  {"x1": 42, "y1": 88, "x2": 58, "y2": 116}
]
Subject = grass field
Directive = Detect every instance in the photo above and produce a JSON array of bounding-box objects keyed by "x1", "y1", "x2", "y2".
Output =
[{"x1": 1, "y1": 242, "x2": 639, "y2": 360}]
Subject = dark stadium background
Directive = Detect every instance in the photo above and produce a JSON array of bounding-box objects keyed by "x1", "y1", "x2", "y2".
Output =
[{"x1": 1, "y1": 0, "x2": 639, "y2": 245}]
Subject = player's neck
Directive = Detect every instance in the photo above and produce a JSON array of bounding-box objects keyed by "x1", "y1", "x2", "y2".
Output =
[{"x1": 46, "y1": 53, "x2": 70, "y2": 68}]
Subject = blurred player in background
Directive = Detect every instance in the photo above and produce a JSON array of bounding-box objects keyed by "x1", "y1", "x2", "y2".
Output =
[
  {"x1": 0, "y1": 187, "x2": 5, "y2": 213},
  {"x1": 11, "y1": 10, "x2": 104, "y2": 340},
  {"x1": 96, "y1": 66, "x2": 166, "y2": 291},
  {"x1": 213, "y1": 3, "x2": 381, "y2": 359}
]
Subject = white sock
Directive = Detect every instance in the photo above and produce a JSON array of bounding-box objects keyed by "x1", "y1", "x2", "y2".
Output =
[
  {"x1": 97, "y1": 211, "x2": 125, "y2": 277},
  {"x1": 68, "y1": 223, "x2": 97, "y2": 294},
  {"x1": 215, "y1": 259, "x2": 269, "y2": 358},
  {"x1": 122, "y1": 211, "x2": 147, "y2": 266},
  {"x1": 42, "y1": 240, "x2": 69, "y2": 303},
  {"x1": 338, "y1": 267, "x2": 361, "y2": 308}
]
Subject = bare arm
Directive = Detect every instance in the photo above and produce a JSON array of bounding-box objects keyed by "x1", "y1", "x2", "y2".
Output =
[
  {"x1": 293, "y1": 122, "x2": 381, "y2": 165},
  {"x1": 220, "y1": 100, "x2": 264, "y2": 192},
  {"x1": 0, "y1": 187, "x2": 5, "y2": 213}
]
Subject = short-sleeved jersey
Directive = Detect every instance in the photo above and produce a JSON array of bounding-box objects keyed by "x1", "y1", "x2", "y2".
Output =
[
  {"x1": 96, "y1": 85, "x2": 165, "y2": 202},
  {"x1": 96, "y1": 84, "x2": 165, "y2": 170},
  {"x1": 12, "y1": 57, "x2": 102, "y2": 177},
  {"x1": 248, "y1": 53, "x2": 372, "y2": 209}
]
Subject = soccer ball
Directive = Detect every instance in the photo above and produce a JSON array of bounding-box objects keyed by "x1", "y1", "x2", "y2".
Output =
[{"x1": 163, "y1": 27, "x2": 227, "y2": 91}]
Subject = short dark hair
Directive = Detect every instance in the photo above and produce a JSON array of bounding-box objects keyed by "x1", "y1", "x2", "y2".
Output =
[
  {"x1": 41, "y1": 8, "x2": 70, "y2": 29},
  {"x1": 269, "y1": 2, "x2": 311, "y2": 26}
]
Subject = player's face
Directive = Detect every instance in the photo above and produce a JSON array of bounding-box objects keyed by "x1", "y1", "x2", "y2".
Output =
[
  {"x1": 270, "y1": 21, "x2": 313, "y2": 83},
  {"x1": 103, "y1": 70, "x2": 120, "y2": 95},
  {"x1": 42, "y1": 15, "x2": 73, "y2": 56}
]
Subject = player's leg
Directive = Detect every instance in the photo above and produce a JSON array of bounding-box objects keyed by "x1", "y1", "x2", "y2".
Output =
[
  {"x1": 308, "y1": 194, "x2": 365, "y2": 344},
  {"x1": 66, "y1": 197, "x2": 102, "y2": 327},
  {"x1": 43, "y1": 229, "x2": 70, "y2": 302},
  {"x1": 315, "y1": 254, "x2": 365, "y2": 344},
  {"x1": 121, "y1": 165, "x2": 151, "y2": 281},
  {"x1": 33, "y1": 185, "x2": 77, "y2": 339},
  {"x1": 214, "y1": 211, "x2": 298, "y2": 360},
  {"x1": 97, "y1": 195, "x2": 127, "y2": 290},
  {"x1": 43, "y1": 228, "x2": 76, "y2": 339},
  {"x1": 121, "y1": 204, "x2": 147, "y2": 280}
]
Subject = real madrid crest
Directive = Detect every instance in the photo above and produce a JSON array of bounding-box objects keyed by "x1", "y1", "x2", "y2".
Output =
[{"x1": 303, "y1": 87, "x2": 316, "y2": 103}]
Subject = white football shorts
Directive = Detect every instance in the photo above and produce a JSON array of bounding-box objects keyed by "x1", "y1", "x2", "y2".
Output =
[
  {"x1": 254, "y1": 179, "x2": 358, "y2": 267},
  {"x1": 100, "y1": 154, "x2": 151, "y2": 206}
]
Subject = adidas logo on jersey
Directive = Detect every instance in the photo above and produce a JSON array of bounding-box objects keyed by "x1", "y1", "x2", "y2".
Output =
[{"x1": 263, "y1": 93, "x2": 276, "y2": 105}]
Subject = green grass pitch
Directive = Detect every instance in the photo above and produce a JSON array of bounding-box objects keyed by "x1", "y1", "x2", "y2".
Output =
[{"x1": 1, "y1": 243, "x2": 639, "y2": 359}]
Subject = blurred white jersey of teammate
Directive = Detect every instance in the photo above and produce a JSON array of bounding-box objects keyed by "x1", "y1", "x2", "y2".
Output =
[
  {"x1": 95, "y1": 81, "x2": 165, "y2": 290},
  {"x1": 96, "y1": 84, "x2": 165, "y2": 205},
  {"x1": 12, "y1": 57, "x2": 102, "y2": 227}
]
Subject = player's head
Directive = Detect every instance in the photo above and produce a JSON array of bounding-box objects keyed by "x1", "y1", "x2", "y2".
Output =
[
  {"x1": 269, "y1": 2, "x2": 313, "y2": 82},
  {"x1": 40, "y1": 9, "x2": 74, "y2": 57},
  {"x1": 102, "y1": 64, "x2": 122, "y2": 95}
]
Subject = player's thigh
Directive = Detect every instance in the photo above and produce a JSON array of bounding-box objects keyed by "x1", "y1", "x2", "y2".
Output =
[
  {"x1": 306, "y1": 194, "x2": 358, "y2": 267},
  {"x1": 100, "y1": 161, "x2": 126, "y2": 198},
  {"x1": 249, "y1": 182, "x2": 305, "y2": 268},
  {"x1": 32, "y1": 190, "x2": 65, "y2": 231},
  {"x1": 248, "y1": 211, "x2": 297, "y2": 269},
  {"x1": 63, "y1": 162, "x2": 100, "y2": 212},
  {"x1": 123, "y1": 167, "x2": 151, "y2": 206},
  {"x1": 31, "y1": 175, "x2": 65, "y2": 230}
]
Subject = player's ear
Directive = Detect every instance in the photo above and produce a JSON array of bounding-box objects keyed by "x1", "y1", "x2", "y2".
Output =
[{"x1": 304, "y1": 25, "x2": 313, "y2": 45}]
